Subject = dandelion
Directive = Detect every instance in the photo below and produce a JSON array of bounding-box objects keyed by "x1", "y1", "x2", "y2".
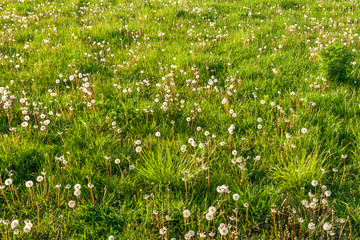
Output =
[
  {"x1": 180, "y1": 145, "x2": 187, "y2": 152},
  {"x1": 206, "y1": 212, "x2": 214, "y2": 221},
  {"x1": 218, "y1": 224, "x2": 229, "y2": 236},
  {"x1": 26, "y1": 181, "x2": 34, "y2": 188},
  {"x1": 74, "y1": 184, "x2": 81, "y2": 191},
  {"x1": 183, "y1": 209, "x2": 191, "y2": 218},
  {"x1": 209, "y1": 206, "x2": 216, "y2": 214},
  {"x1": 23, "y1": 224, "x2": 32, "y2": 233},
  {"x1": 11, "y1": 220, "x2": 19, "y2": 229},
  {"x1": 301, "y1": 128, "x2": 308, "y2": 134},
  {"x1": 5, "y1": 179, "x2": 12, "y2": 186},
  {"x1": 68, "y1": 200, "x2": 76, "y2": 208},
  {"x1": 159, "y1": 227, "x2": 167, "y2": 235},
  {"x1": 155, "y1": 132, "x2": 161, "y2": 137},
  {"x1": 323, "y1": 222, "x2": 332, "y2": 231},
  {"x1": 108, "y1": 236, "x2": 115, "y2": 240},
  {"x1": 36, "y1": 176, "x2": 44, "y2": 182},
  {"x1": 188, "y1": 230, "x2": 195, "y2": 237},
  {"x1": 232, "y1": 193, "x2": 240, "y2": 201},
  {"x1": 311, "y1": 180, "x2": 318, "y2": 187},
  {"x1": 308, "y1": 222, "x2": 316, "y2": 230},
  {"x1": 135, "y1": 146, "x2": 142, "y2": 153}
]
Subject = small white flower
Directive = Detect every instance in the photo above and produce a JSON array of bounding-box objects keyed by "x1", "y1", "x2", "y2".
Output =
[
  {"x1": 311, "y1": 180, "x2": 318, "y2": 187},
  {"x1": 183, "y1": 209, "x2": 191, "y2": 218},
  {"x1": 4, "y1": 179, "x2": 12, "y2": 186},
  {"x1": 135, "y1": 146, "x2": 142, "y2": 153},
  {"x1": 206, "y1": 212, "x2": 214, "y2": 221},
  {"x1": 25, "y1": 181, "x2": 34, "y2": 188},
  {"x1": 68, "y1": 200, "x2": 76, "y2": 208},
  {"x1": 208, "y1": 206, "x2": 216, "y2": 214},
  {"x1": 23, "y1": 224, "x2": 31, "y2": 233},
  {"x1": 36, "y1": 176, "x2": 44, "y2": 182},
  {"x1": 308, "y1": 222, "x2": 316, "y2": 230},
  {"x1": 159, "y1": 227, "x2": 167, "y2": 235},
  {"x1": 74, "y1": 184, "x2": 81, "y2": 191},
  {"x1": 325, "y1": 190, "x2": 331, "y2": 197},
  {"x1": 323, "y1": 222, "x2": 332, "y2": 231},
  {"x1": 11, "y1": 220, "x2": 19, "y2": 229},
  {"x1": 233, "y1": 193, "x2": 240, "y2": 201}
]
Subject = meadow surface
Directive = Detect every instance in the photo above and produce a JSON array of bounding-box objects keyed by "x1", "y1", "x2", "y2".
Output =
[{"x1": 1, "y1": 0, "x2": 360, "y2": 239}]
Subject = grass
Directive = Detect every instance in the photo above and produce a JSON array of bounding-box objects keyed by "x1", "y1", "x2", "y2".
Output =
[{"x1": 0, "y1": 0, "x2": 360, "y2": 239}]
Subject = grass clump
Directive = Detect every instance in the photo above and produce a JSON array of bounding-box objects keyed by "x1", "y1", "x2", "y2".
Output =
[{"x1": 319, "y1": 43, "x2": 354, "y2": 82}]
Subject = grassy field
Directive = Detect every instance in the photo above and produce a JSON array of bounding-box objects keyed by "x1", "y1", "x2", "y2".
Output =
[{"x1": 1, "y1": 0, "x2": 360, "y2": 239}]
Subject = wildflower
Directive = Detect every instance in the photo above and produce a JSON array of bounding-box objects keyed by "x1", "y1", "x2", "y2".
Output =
[
  {"x1": 180, "y1": 145, "x2": 187, "y2": 152},
  {"x1": 183, "y1": 210, "x2": 191, "y2": 218},
  {"x1": 323, "y1": 222, "x2": 332, "y2": 231},
  {"x1": 308, "y1": 222, "x2": 316, "y2": 230},
  {"x1": 218, "y1": 224, "x2": 229, "y2": 236},
  {"x1": 4, "y1": 179, "x2": 12, "y2": 186},
  {"x1": 25, "y1": 181, "x2": 34, "y2": 188},
  {"x1": 301, "y1": 128, "x2": 308, "y2": 134},
  {"x1": 206, "y1": 212, "x2": 214, "y2": 221},
  {"x1": 155, "y1": 132, "x2": 161, "y2": 137},
  {"x1": 135, "y1": 146, "x2": 142, "y2": 153},
  {"x1": 310, "y1": 202, "x2": 316, "y2": 209},
  {"x1": 115, "y1": 159, "x2": 120, "y2": 164},
  {"x1": 209, "y1": 206, "x2": 216, "y2": 214},
  {"x1": 325, "y1": 190, "x2": 331, "y2": 197},
  {"x1": 159, "y1": 227, "x2": 167, "y2": 235},
  {"x1": 233, "y1": 193, "x2": 240, "y2": 201},
  {"x1": 11, "y1": 220, "x2": 19, "y2": 229},
  {"x1": 74, "y1": 184, "x2": 81, "y2": 191},
  {"x1": 311, "y1": 180, "x2": 318, "y2": 187},
  {"x1": 23, "y1": 224, "x2": 31, "y2": 233},
  {"x1": 36, "y1": 176, "x2": 44, "y2": 182},
  {"x1": 108, "y1": 236, "x2": 115, "y2": 240},
  {"x1": 68, "y1": 200, "x2": 76, "y2": 208}
]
